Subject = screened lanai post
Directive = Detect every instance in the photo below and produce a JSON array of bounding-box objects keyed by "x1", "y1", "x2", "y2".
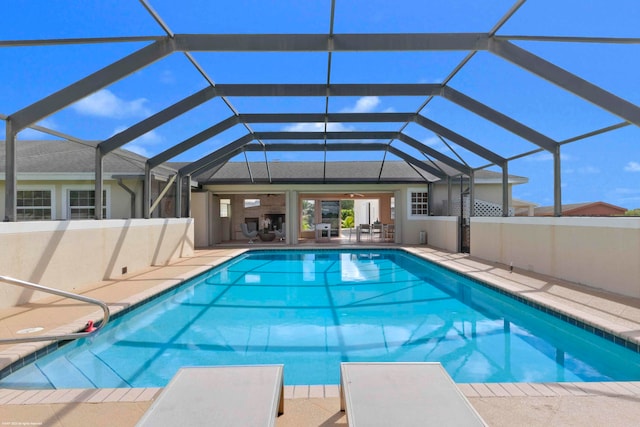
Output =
[
  {"x1": 502, "y1": 163, "x2": 509, "y2": 217},
  {"x1": 144, "y1": 162, "x2": 152, "y2": 219},
  {"x1": 469, "y1": 170, "x2": 475, "y2": 217},
  {"x1": 554, "y1": 146, "x2": 562, "y2": 217},
  {"x1": 175, "y1": 173, "x2": 182, "y2": 218},
  {"x1": 427, "y1": 182, "x2": 434, "y2": 216},
  {"x1": 4, "y1": 121, "x2": 16, "y2": 222},
  {"x1": 186, "y1": 175, "x2": 192, "y2": 218},
  {"x1": 95, "y1": 147, "x2": 103, "y2": 220},
  {"x1": 447, "y1": 176, "x2": 452, "y2": 216}
]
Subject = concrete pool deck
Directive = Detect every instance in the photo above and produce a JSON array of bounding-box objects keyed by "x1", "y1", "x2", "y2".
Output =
[{"x1": 1, "y1": 246, "x2": 640, "y2": 426}]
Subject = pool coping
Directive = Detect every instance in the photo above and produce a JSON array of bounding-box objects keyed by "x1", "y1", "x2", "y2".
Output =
[
  {"x1": 1, "y1": 246, "x2": 640, "y2": 386},
  {"x1": 3, "y1": 381, "x2": 640, "y2": 405}
]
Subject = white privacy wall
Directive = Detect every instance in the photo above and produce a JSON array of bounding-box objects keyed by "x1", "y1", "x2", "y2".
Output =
[
  {"x1": 471, "y1": 217, "x2": 640, "y2": 298},
  {"x1": 0, "y1": 218, "x2": 194, "y2": 308}
]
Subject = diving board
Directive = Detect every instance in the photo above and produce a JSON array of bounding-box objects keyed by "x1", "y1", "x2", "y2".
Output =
[
  {"x1": 340, "y1": 362, "x2": 486, "y2": 426},
  {"x1": 136, "y1": 365, "x2": 284, "y2": 427}
]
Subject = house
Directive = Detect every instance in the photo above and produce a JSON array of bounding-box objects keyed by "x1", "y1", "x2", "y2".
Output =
[
  {"x1": 534, "y1": 202, "x2": 627, "y2": 217},
  {"x1": 0, "y1": 140, "x2": 179, "y2": 220},
  {"x1": 2, "y1": 140, "x2": 528, "y2": 247},
  {"x1": 183, "y1": 160, "x2": 528, "y2": 247},
  {"x1": 513, "y1": 198, "x2": 539, "y2": 216}
]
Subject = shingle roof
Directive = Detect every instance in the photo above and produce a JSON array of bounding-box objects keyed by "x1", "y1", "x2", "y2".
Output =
[
  {"x1": 534, "y1": 201, "x2": 627, "y2": 216},
  {"x1": 184, "y1": 160, "x2": 528, "y2": 185},
  {"x1": 0, "y1": 140, "x2": 176, "y2": 178}
]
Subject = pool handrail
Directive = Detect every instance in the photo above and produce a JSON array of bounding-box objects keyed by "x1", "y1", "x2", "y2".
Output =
[{"x1": 0, "y1": 275, "x2": 110, "y2": 344}]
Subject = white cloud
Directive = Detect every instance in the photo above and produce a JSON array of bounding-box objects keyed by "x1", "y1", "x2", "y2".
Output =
[
  {"x1": 115, "y1": 127, "x2": 163, "y2": 158},
  {"x1": 17, "y1": 118, "x2": 59, "y2": 139},
  {"x1": 577, "y1": 166, "x2": 600, "y2": 174},
  {"x1": 613, "y1": 187, "x2": 640, "y2": 195},
  {"x1": 159, "y1": 70, "x2": 175, "y2": 84},
  {"x1": 340, "y1": 96, "x2": 381, "y2": 113},
  {"x1": 72, "y1": 89, "x2": 150, "y2": 119},
  {"x1": 422, "y1": 136, "x2": 440, "y2": 147},
  {"x1": 624, "y1": 161, "x2": 640, "y2": 172},
  {"x1": 525, "y1": 152, "x2": 571, "y2": 162},
  {"x1": 281, "y1": 96, "x2": 381, "y2": 133},
  {"x1": 282, "y1": 122, "x2": 353, "y2": 132}
]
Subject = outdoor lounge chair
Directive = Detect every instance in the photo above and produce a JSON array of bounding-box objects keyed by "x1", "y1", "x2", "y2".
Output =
[
  {"x1": 274, "y1": 222, "x2": 286, "y2": 241},
  {"x1": 241, "y1": 222, "x2": 259, "y2": 243},
  {"x1": 136, "y1": 365, "x2": 284, "y2": 427},
  {"x1": 340, "y1": 362, "x2": 486, "y2": 426}
]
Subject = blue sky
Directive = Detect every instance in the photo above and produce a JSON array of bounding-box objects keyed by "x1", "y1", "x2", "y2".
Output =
[{"x1": 1, "y1": 0, "x2": 639, "y2": 209}]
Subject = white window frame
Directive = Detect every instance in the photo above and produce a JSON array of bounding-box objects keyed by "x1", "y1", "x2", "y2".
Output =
[
  {"x1": 61, "y1": 185, "x2": 111, "y2": 220},
  {"x1": 16, "y1": 185, "x2": 56, "y2": 220},
  {"x1": 407, "y1": 187, "x2": 429, "y2": 219}
]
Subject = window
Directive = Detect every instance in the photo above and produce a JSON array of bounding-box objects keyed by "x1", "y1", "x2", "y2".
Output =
[
  {"x1": 301, "y1": 199, "x2": 315, "y2": 230},
  {"x1": 17, "y1": 189, "x2": 53, "y2": 220},
  {"x1": 390, "y1": 196, "x2": 395, "y2": 220},
  {"x1": 244, "y1": 198, "x2": 260, "y2": 208},
  {"x1": 220, "y1": 198, "x2": 231, "y2": 217},
  {"x1": 67, "y1": 189, "x2": 107, "y2": 219},
  {"x1": 407, "y1": 188, "x2": 429, "y2": 218}
]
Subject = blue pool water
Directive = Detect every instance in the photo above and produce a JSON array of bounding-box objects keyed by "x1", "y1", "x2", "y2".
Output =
[{"x1": 3, "y1": 249, "x2": 640, "y2": 388}]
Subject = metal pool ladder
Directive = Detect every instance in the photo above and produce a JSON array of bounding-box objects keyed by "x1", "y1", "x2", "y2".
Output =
[{"x1": 0, "y1": 275, "x2": 110, "y2": 344}]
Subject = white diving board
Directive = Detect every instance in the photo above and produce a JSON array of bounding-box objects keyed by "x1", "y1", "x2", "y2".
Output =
[
  {"x1": 340, "y1": 362, "x2": 486, "y2": 427},
  {"x1": 136, "y1": 365, "x2": 284, "y2": 427}
]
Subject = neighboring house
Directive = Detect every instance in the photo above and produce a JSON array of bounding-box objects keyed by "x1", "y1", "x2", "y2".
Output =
[
  {"x1": 534, "y1": 202, "x2": 627, "y2": 217},
  {"x1": 513, "y1": 198, "x2": 539, "y2": 216},
  {"x1": 0, "y1": 140, "x2": 178, "y2": 220}
]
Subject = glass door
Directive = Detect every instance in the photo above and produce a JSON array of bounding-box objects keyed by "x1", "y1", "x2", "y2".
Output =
[{"x1": 321, "y1": 200, "x2": 340, "y2": 237}]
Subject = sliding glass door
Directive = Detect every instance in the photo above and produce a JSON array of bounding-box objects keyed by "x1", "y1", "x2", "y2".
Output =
[{"x1": 321, "y1": 200, "x2": 340, "y2": 237}]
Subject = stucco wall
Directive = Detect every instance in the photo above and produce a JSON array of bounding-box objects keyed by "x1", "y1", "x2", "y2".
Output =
[
  {"x1": 0, "y1": 218, "x2": 194, "y2": 308},
  {"x1": 471, "y1": 217, "x2": 640, "y2": 298},
  {"x1": 0, "y1": 179, "x2": 143, "y2": 220},
  {"x1": 401, "y1": 215, "x2": 459, "y2": 251}
]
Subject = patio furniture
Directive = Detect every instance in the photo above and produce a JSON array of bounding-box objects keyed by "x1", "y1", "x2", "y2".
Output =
[
  {"x1": 340, "y1": 362, "x2": 486, "y2": 426},
  {"x1": 241, "y1": 222, "x2": 258, "y2": 243},
  {"x1": 315, "y1": 223, "x2": 331, "y2": 242},
  {"x1": 136, "y1": 365, "x2": 284, "y2": 427},
  {"x1": 358, "y1": 224, "x2": 371, "y2": 241},
  {"x1": 258, "y1": 231, "x2": 276, "y2": 241},
  {"x1": 384, "y1": 224, "x2": 395, "y2": 242},
  {"x1": 274, "y1": 223, "x2": 286, "y2": 241},
  {"x1": 372, "y1": 223, "x2": 383, "y2": 240}
]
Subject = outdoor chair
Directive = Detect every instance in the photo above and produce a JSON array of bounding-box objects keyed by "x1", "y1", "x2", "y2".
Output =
[
  {"x1": 241, "y1": 222, "x2": 258, "y2": 243},
  {"x1": 384, "y1": 224, "x2": 395, "y2": 242},
  {"x1": 274, "y1": 223, "x2": 286, "y2": 241},
  {"x1": 372, "y1": 223, "x2": 383, "y2": 240},
  {"x1": 359, "y1": 224, "x2": 371, "y2": 240}
]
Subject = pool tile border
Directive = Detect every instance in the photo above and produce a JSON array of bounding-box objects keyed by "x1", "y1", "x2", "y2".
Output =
[{"x1": 405, "y1": 249, "x2": 640, "y2": 354}]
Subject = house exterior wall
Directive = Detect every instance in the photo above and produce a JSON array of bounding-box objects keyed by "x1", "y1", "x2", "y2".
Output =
[
  {"x1": 192, "y1": 192, "x2": 210, "y2": 247},
  {"x1": 471, "y1": 217, "x2": 640, "y2": 298},
  {"x1": 0, "y1": 179, "x2": 143, "y2": 220},
  {"x1": 431, "y1": 182, "x2": 511, "y2": 215},
  {"x1": 0, "y1": 218, "x2": 194, "y2": 308},
  {"x1": 202, "y1": 184, "x2": 401, "y2": 240}
]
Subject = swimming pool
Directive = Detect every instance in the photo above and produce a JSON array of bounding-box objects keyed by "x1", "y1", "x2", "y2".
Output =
[{"x1": 3, "y1": 249, "x2": 640, "y2": 388}]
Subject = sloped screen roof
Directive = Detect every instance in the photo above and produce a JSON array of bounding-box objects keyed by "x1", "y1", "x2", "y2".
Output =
[{"x1": 2, "y1": 0, "x2": 640, "y2": 212}]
